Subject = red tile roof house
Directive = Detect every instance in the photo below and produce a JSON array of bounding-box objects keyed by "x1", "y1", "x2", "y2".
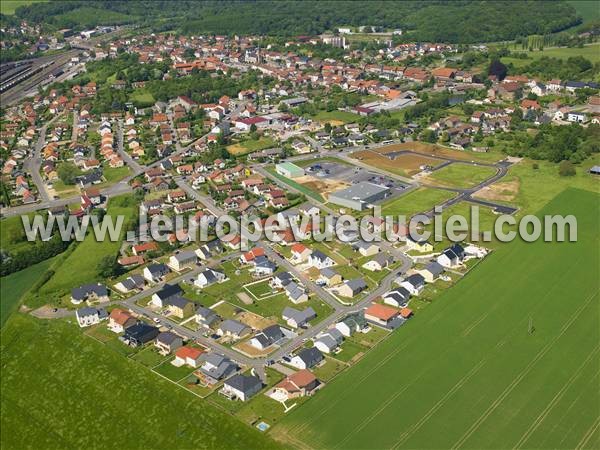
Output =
[
  {"x1": 240, "y1": 247, "x2": 265, "y2": 264},
  {"x1": 364, "y1": 303, "x2": 400, "y2": 327},
  {"x1": 272, "y1": 369, "x2": 320, "y2": 400},
  {"x1": 173, "y1": 346, "x2": 204, "y2": 368}
]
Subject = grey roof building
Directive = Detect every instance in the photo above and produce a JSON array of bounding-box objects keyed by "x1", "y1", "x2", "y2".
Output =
[
  {"x1": 200, "y1": 353, "x2": 238, "y2": 383},
  {"x1": 328, "y1": 182, "x2": 391, "y2": 211},
  {"x1": 282, "y1": 306, "x2": 317, "y2": 328}
]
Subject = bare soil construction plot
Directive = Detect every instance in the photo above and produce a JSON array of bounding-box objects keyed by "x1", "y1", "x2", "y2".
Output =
[
  {"x1": 295, "y1": 175, "x2": 351, "y2": 200},
  {"x1": 473, "y1": 179, "x2": 520, "y2": 203},
  {"x1": 376, "y1": 141, "x2": 502, "y2": 163},
  {"x1": 352, "y1": 149, "x2": 442, "y2": 176}
]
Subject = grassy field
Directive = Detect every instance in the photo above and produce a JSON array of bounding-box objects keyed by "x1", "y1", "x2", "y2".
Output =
[
  {"x1": 0, "y1": 314, "x2": 281, "y2": 450},
  {"x1": 310, "y1": 110, "x2": 361, "y2": 124},
  {"x1": 479, "y1": 155, "x2": 600, "y2": 216},
  {"x1": 0, "y1": 257, "x2": 55, "y2": 327},
  {"x1": 227, "y1": 137, "x2": 276, "y2": 156},
  {"x1": 569, "y1": 0, "x2": 600, "y2": 23},
  {"x1": 275, "y1": 188, "x2": 600, "y2": 449},
  {"x1": 502, "y1": 42, "x2": 600, "y2": 67},
  {"x1": 0, "y1": 213, "x2": 37, "y2": 254},
  {"x1": 381, "y1": 187, "x2": 456, "y2": 218},
  {"x1": 129, "y1": 89, "x2": 155, "y2": 107},
  {"x1": 0, "y1": 0, "x2": 46, "y2": 15},
  {"x1": 426, "y1": 163, "x2": 497, "y2": 189},
  {"x1": 36, "y1": 194, "x2": 137, "y2": 302}
]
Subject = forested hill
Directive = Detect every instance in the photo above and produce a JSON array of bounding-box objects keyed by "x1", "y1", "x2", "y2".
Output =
[{"x1": 12, "y1": 0, "x2": 581, "y2": 43}]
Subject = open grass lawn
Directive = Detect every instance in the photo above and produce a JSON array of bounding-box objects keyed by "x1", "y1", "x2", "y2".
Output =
[
  {"x1": 500, "y1": 156, "x2": 600, "y2": 217},
  {"x1": 97, "y1": 165, "x2": 131, "y2": 187},
  {"x1": 310, "y1": 110, "x2": 361, "y2": 124},
  {"x1": 426, "y1": 163, "x2": 497, "y2": 189},
  {"x1": 0, "y1": 213, "x2": 37, "y2": 254},
  {"x1": 1, "y1": 314, "x2": 280, "y2": 450},
  {"x1": 381, "y1": 187, "x2": 456, "y2": 218},
  {"x1": 227, "y1": 137, "x2": 276, "y2": 156},
  {"x1": 569, "y1": 0, "x2": 600, "y2": 23},
  {"x1": 265, "y1": 166, "x2": 325, "y2": 202},
  {"x1": 312, "y1": 356, "x2": 348, "y2": 382},
  {"x1": 332, "y1": 340, "x2": 368, "y2": 363},
  {"x1": 129, "y1": 89, "x2": 155, "y2": 107},
  {"x1": 0, "y1": 257, "x2": 55, "y2": 327},
  {"x1": 131, "y1": 345, "x2": 170, "y2": 368},
  {"x1": 275, "y1": 188, "x2": 600, "y2": 449},
  {"x1": 36, "y1": 194, "x2": 137, "y2": 303},
  {"x1": 502, "y1": 42, "x2": 600, "y2": 67},
  {"x1": 0, "y1": 0, "x2": 46, "y2": 14},
  {"x1": 245, "y1": 279, "x2": 275, "y2": 299},
  {"x1": 153, "y1": 358, "x2": 196, "y2": 382}
]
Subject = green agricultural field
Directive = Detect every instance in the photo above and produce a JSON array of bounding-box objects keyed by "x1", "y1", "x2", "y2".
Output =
[
  {"x1": 0, "y1": 213, "x2": 37, "y2": 254},
  {"x1": 381, "y1": 187, "x2": 456, "y2": 218},
  {"x1": 36, "y1": 194, "x2": 137, "y2": 303},
  {"x1": 0, "y1": 0, "x2": 46, "y2": 15},
  {"x1": 0, "y1": 257, "x2": 55, "y2": 327},
  {"x1": 275, "y1": 188, "x2": 600, "y2": 450},
  {"x1": 502, "y1": 42, "x2": 600, "y2": 67},
  {"x1": 0, "y1": 314, "x2": 281, "y2": 450},
  {"x1": 569, "y1": 0, "x2": 600, "y2": 23},
  {"x1": 310, "y1": 110, "x2": 361, "y2": 124},
  {"x1": 426, "y1": 163, "x2": 497, "y2": 189}
]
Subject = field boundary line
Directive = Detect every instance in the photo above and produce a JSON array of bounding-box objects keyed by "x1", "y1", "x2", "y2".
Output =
[
  {"x1": 451, "y1": 291, "x2": 597, "y2": 450},
  {"x1": 512, "y1": 344, "x2": 600, "y2": 449},
  {"x1": 575, "y1": 416, "x2": 600, "y2": 450}
]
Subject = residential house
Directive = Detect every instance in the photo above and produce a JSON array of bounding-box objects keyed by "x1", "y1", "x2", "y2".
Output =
[
  {"x1": 290, "y1": 243, "x2": 312, "y2": 264},
  {"x1": 199, "y1": 353, "x2": 238, "y2": 384},
  {"x1": 335, "y1": 312, "x2": 368, "y2": 337},
  {"x1": 314, "y1": 328, "x2": 344, "y2": 354},
  {"x1": 420, "y1": 261, "x2": 444, "y2": 283},
  {"x1": 123, "y1": 322, "x2": 160, "y2": 347},
  {"x1": 250, "y1": 324, "x2": 285, "y2": 350},
  {"x1": 285, "y1": 281, "x2": 309, "y2": 304},
  {"x1": 362, "y1": 253, "x2": 393, "y2": 272},
  {"x1": 437, "y1": 243, "x2": 465, "y2": 268},
  {"x1": 107, "y1": 308, "x2": 136, "y2": 333},
  {"x1": 195, "y1": 306, "x2": 220, "y2": 328},
  {"x1": 218, "y1": 319, "x2": 251, "y2": 340},
  {"x1": 194, "y1": 268, "x2": 226, "y2": 288},
  {"x1": 114, "y1": 274, "x2": 146, "y2": 293},
  {"x1": 168, "y1": 250, "x2": 197, "y2": 271},
  {"x1": 143, "y1": 263, "x2": 170, "y2": 283},
  {"x1": 273, "y1": 370, "x2": 320, "y2": 400},
  {"x1": 71, "y1": 283, "x2": 109, "y2": 305},
  {"x1": 164, "y1": 295, "x2": 195, "y2": 318},
  {"x1": 150, "y1": 283, "x2": 183, "y2": 308},
  {"x1": 155, "y1": 331, "x2": 184, "y2": 355},
  {"x1": 382, "y1": 287, "x2": 411, "y2": 308},
  {"x1": 75, "y1": 307, "x2": 108, "y2": 327},
  {"x1": 318, "y1": 267, "x2": 342, "y2": 286},
  {"x1": 400, "y1": 274, "x2": 426, "y2": 296},
  {"x1": 364, "y1": 303, "x2": 400, "y2": 327},
  {"x1": 173, "y1": 346, "x2": 204, "y2": 368},
  {"x1": 353, "y1": 241, "x2": 380, "y2": 257},
  {"x1": 288, "y1": 347, "x2": 324, "y2": 370},
  {"x1": 406, "y1": 237, "x2": 433, "y2": 253},
  {"x1": 221, "y1": 374, "x2": 262, "y2": 401},
  {"x1": 337, "y1": 278, "x2": 367, "y2": 298},
  {"x1": 308, "y1": 250, "x2": 335, "y2": 269},
  {"x1": 282, "y1": 306, "x2": 316, "y2": 328}
]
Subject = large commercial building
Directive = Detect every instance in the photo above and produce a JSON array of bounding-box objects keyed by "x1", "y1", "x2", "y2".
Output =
[
  {"x1": 328, "y1": 182, "x2": 391, "y2": 211},
  {"x1": 275, "y1": 162, "x2": 305, "y2": 178}
]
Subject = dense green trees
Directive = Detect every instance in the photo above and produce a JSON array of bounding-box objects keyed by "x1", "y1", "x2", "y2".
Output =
[{"x1": 14, "y1": 1, "x2": 581, "y2": 44}]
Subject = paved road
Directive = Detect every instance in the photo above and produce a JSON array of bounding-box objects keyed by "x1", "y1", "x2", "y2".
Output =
[{"x1": 116, "y1": 120, "x2": 144, "y2": 174}]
